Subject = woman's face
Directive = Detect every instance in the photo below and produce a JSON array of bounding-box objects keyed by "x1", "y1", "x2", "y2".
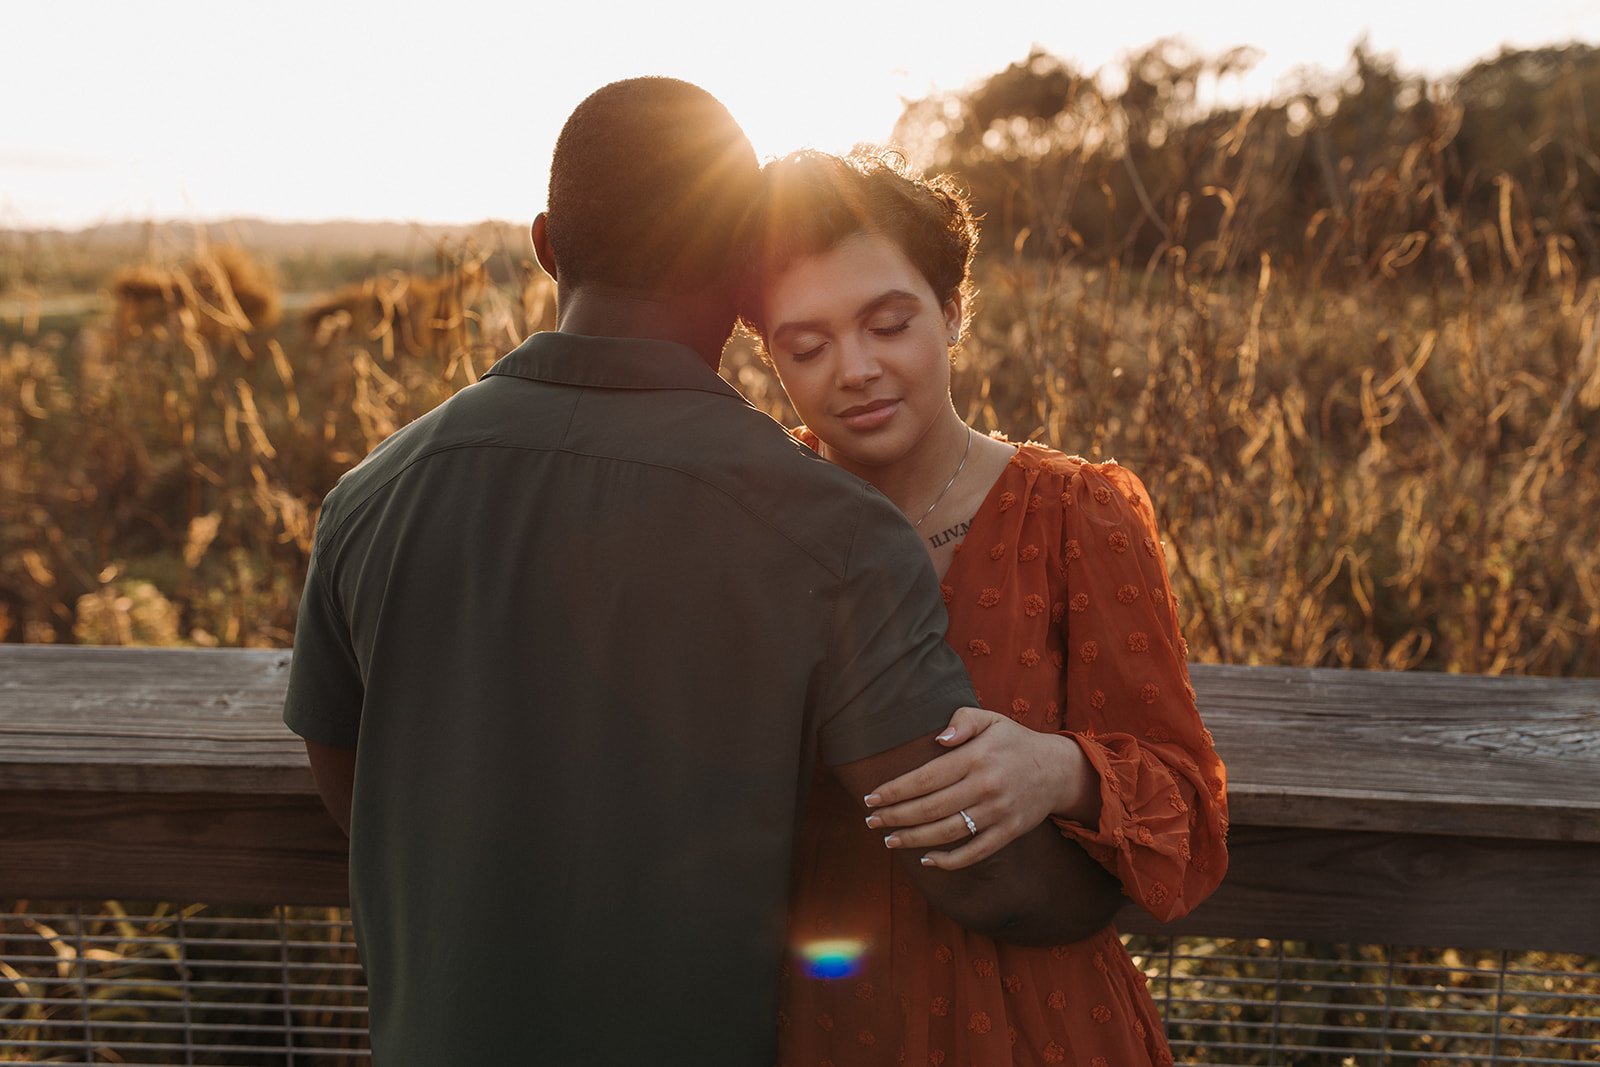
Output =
[{"x1": 761, "y1": 232, "x2": 960, "y2": 470}]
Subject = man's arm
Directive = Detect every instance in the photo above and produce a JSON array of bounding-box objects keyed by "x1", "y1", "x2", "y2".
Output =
[
  {"x1": 832, "y1": 726, "x2": 1124, "y2": 945},
  {"x1": 283, "y1": 540, "x2": 364, "y2": 840},
  {"x1": 817, "y1": 484, "x2": 1122, "y2": 943},
  {"x1": 304, "y1": 740, "x2": 356, "y2": 838}
]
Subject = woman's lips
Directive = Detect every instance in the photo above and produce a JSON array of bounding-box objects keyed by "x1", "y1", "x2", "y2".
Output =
[{"x1": 838, "y1": 399, "x2": 900, "y2": 432}]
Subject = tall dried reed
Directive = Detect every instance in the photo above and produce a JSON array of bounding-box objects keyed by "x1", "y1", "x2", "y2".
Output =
[{"x1": 0, "y1": 238, "x2": 555, "y2": 649}]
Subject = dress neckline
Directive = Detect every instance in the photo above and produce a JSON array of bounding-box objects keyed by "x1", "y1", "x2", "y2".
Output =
[
  {"x1": 789, "y1": 427, "x2": 1077, "y2": 585},
  {"x1": 936, "y1": 438, "x2": 1021, "y2": 585}
]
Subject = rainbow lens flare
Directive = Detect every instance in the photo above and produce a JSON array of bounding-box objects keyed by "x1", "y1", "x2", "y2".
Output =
[{"x1": 796, "y1": 938, "x2": 868, "y2": 980}]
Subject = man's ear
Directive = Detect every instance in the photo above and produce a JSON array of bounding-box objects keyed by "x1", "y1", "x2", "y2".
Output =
[{"x1": 532, "y1": 213, "x2": 558, "y2": 282}]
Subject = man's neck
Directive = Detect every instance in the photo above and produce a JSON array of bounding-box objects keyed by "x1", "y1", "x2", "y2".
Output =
[{"x1": 553, "y1": 286, "x2": 732, "y2": 370}]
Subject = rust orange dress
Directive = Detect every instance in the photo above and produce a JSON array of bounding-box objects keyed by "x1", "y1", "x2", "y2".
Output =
[{"x1": 778, "y1": 437, "x2": 1229, "y2": 1067}]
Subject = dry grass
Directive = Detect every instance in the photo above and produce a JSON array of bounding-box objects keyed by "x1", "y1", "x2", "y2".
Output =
[
  {"x1": 4, "y1": 142, "x2": 1594, "y2": 671},
  {"x1": 302, "y1": 253, "x2": 491, "y2": 359},
  {"x1": 111, "y1": 243, "x2": 282, "y2": 343},
  {"x1": 0, "y1": 238, "x2": 553, "y2": 647}
]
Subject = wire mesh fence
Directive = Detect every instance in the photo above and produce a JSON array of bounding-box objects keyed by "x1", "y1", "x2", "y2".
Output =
[
  {"x1": 2, "y1": 902, "x2": 1596, "y2": 1065},
  {"x1": 1, "y1": 904, "x2": 365, "y2": 1065},
  {"x1": 1128, "y1": 936, "x2": 1600, "y2": 1065}
]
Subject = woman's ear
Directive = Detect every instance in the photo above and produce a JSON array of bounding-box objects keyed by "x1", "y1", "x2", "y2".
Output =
[
  {"x1": 943, "y1": 294, "x2": 964, "y2": 344},
  {"x1": 531, "y1": 213, "x2": 558, "y2": 282}
]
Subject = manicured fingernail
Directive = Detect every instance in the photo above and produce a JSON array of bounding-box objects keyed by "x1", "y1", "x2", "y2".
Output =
[
  {"x1": 864, "y1": 815, "x2": 883, "y2": 829},
  {"x1": 936, "y1": 728, "x2": 957, "y2": 742},
  {"x1": 883, "y1": 834, "x2": 901, "y2": 848},
  {"x1": 919, "y1": 855, "x2": 936, "y2": 866},
  {"x1": 863, "y1": 793, "x2": 882, "y2": 807}
]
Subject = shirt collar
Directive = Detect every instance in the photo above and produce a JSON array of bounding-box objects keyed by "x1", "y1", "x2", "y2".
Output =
[{"x1": 482, "y1": 332, "x2": 749, "y2": 403}]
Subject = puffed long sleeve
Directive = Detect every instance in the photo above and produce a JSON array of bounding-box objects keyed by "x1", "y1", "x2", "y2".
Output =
[{"x1": 1050, "y1": 462, "x2": 1229, "y2": 921}]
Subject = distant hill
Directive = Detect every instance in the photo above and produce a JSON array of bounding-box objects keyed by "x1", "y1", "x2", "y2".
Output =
[
  {"x1": 8, "y1": 217, "x2": 525, "y2": 255},
  {"x1": 1, "y1": 218, "x2": 532, "y2": 295}
]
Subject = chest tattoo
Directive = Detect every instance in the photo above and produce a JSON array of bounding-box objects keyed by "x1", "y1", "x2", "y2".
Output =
[{"x1": 926, "y1": 518, "x2": 974, "y2": 549}]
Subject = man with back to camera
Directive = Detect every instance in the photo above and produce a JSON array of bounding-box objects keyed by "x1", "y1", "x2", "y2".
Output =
[{"x1": 281, "y1": 77, "x2": 1122, "y2": 1065}]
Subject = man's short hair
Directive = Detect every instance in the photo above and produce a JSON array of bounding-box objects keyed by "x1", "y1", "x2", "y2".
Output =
[{"x1": 546, "y1": 78, "x2": 759, "y2": 295}]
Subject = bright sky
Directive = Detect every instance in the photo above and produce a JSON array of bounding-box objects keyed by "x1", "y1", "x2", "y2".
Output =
[{"x1": 3, "y1": 0, "x2": 1595, "y2": 230}]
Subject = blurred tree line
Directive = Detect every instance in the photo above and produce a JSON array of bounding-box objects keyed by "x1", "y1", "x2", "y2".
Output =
[{"x1": 891, "y1": 40, "x2": 1600, "y2": 285}]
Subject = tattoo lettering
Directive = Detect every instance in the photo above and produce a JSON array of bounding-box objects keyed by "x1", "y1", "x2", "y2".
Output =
[{"x1": 927, "y1": 519, "x2": 973, "y2": 549}]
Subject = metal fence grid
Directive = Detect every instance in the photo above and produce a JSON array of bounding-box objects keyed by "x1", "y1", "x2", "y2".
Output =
[
  {"x1": 2, "y1": 902, "x2": 1596, "y2": 1065},
  {"x1": 1124, "y1": 936, "x2": 1600, "y2": 1065},
  {"x1": 2, "y1": 904, "x2": 365, "y2": 1066}
]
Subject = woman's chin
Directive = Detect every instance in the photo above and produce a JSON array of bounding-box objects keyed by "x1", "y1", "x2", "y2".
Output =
[{"x1": 820, "y1": 431, "x2": 915, "y2": 473}]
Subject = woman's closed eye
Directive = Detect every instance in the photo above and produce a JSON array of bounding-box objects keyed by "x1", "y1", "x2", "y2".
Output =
[{"x1": 869, "y1": 318, "x2": 912, "y2": 338}]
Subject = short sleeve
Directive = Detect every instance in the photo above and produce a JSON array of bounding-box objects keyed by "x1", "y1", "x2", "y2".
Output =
[
  {"x1": 1053, "y1": 463, "x2": 1228, "y2": 921},
  {"x1": 816, "y1": 486, "x2": 978, "y2": 766},
  {"x1": 282, "y1": 546, "x2": 365, "y2": 749}
]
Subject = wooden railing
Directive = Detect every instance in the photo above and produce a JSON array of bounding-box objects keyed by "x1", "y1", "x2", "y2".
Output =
[{"x1": 3, "y1": 646, "x2": 1597, "y2": 954}]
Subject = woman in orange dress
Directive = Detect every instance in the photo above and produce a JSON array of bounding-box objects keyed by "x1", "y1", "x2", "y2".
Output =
[{"x1": 741, "y1": 150, "x2": 1230, "y2": 1066}]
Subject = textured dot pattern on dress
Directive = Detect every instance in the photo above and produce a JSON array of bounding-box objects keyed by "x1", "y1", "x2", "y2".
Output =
[{"x1": 777, "y1": 433, "x2": 1228, "y2": 1067}]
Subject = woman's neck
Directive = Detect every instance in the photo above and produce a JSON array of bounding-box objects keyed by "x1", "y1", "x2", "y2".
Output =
[{"x1": 822, "y1": 408, "x2": 974, "y2": 523}]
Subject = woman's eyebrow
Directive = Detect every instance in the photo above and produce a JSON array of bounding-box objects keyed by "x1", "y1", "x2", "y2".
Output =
[
  {"x1": 855, "y1": 289, "x2": 921, "y2": 319},
  {"x1": 769, "y1": 316, "x2": 825, "y2": 342}
]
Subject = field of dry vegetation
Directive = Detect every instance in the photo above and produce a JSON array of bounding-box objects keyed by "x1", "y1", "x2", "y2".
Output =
[
  {"x1": 1, "y1": 40, "x2": 1597, "y2": 1063},
  {"x1": 3, "y1": 43, "x2": 1596, "y2": 677}
]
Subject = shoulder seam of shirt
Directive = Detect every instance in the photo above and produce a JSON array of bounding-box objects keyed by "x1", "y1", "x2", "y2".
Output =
[
  {"x1": 314, "y1": 440, "x2": 859, "y2": 580},
  {"x1": 309, "y1": 550, "x2": 345, "y2": 632}
]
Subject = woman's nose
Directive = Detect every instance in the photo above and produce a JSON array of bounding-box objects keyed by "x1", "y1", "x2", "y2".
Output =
[{"x1": 835, "y1": 342, "x2": 882, "y2": 390}]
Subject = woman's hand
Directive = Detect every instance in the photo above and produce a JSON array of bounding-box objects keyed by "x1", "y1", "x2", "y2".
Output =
[{"x1": 863, "y1": 707, "x2": 1101, "y2": 870}]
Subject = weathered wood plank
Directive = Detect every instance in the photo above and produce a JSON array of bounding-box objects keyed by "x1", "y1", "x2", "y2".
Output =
[
  {"x1": 0, "y1": 790, "x2": 349, "y2": 905},
  {"x1": 3, "y1": 647, "x2": 1599, "y2": 841},
  {"x1": 0, "y1": 647, "x2": 312, "y2": 794},
  {"x1": 6, "y1": 791, "x2": 1596, "y2": 955},
  {"x1": 1196, "y1": 664, "x2": 1600, "y2": 842},
  {"x1": 1121, "y1": 825, "x2": 1600, "y2": 955}
]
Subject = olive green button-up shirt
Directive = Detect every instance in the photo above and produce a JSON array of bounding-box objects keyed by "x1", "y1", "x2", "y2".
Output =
[{"x1": 283, "y1": 331, "x2": 974, "y2": 1065}]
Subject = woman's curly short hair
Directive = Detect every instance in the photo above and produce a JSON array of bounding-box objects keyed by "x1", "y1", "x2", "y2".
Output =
[{"x1": 738, "y1": 148, "x2": 979, "y2": 340}]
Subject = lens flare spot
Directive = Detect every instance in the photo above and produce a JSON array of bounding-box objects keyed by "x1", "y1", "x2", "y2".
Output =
[{"x1": 797, "y1": 938, "x2": 868, "y2": 980}]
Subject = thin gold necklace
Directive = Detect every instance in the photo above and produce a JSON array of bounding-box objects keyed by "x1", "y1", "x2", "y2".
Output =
[{"x1": 913, "y1": 428, "x2": 973, "y2": 529}]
